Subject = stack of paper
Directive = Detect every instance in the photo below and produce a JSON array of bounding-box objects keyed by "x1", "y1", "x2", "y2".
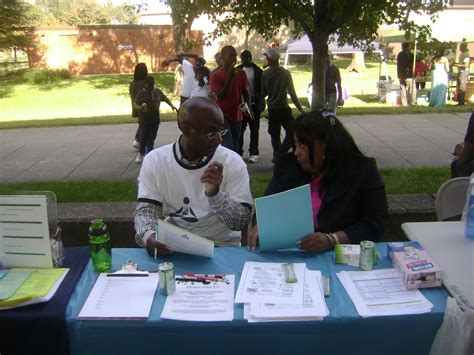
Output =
[
  {"x1": 235, "y1": 262, "x2": 329, "y2": 322},
  {"x1": 78, "y1": 273, "x2": 159, "y2": 320},
  {"x1": 337, "y1": 268, "x2": 433, "y2": 317},
  {"x1": 0, "y1": 268, "x2": 69, "y2": 310},
  {"x1": 161, "y1": 275, "x2": 235, "y2": 321}
]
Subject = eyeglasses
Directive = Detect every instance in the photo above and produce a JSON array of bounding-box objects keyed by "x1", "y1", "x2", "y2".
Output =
[{"x1": 192, "y1": 127, "x2": 228, "y2": 140}]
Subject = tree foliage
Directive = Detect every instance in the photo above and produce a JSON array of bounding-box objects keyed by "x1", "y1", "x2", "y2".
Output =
[
  {"x1": 162, "y1": 0, "x2": 214, "y2": 52},
  {"x1": 205, "y1": 0, "x2": 447, "y2": 109},
  {"x1": 29, "y1": 0, "x2": 144, "y2": 26},
  {"x1": 0, "y1": 0, "x2": 36, "y2": 52}
]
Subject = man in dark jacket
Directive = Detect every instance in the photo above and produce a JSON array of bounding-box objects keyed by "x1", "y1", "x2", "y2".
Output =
[
  {"x1": 397, "y1": 42, "x2": 416, "y2": 106},
  {"x1": 261, "y1": 48, "x2": 304, "y2": 161},
  {"x1": 236, "y1": 50, "x2": 264, "y2": 163}
]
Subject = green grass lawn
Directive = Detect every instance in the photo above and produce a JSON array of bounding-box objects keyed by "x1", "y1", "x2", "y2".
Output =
[
  {"x1": 1, "y1": 60, "x2": 472, "y2": 128},
  {"x1": 0, "y1": 167, "x2": 450, "y2": 203}
]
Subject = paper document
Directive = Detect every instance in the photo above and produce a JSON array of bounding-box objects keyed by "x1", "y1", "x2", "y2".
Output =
[
  {"x1": 161, "y1": 275, "x2": 235, "y2": 321},
  {"x1": 157, "y1": 219, "x2": 214, "y2": 258},
  {"x1": 255, "y1": 185, "x2": 313, "y2": 251},
  {"x1": 235, "y1": 262, "x2": 305, "y2": 304},
  {"x1": 0, "y1": 195, "x2": 53, "y2": 268},
  {"x1": 0, "y1": 268, "x2": 69, "y2": 310},
  {"x1": 0, "y1": 270, "x2": 32, "y2": 300},
  {"x1": 246, "y1": 269, "x2": 329, "y2": 322},
  {"x1": 77, "y1": 273, "x2": 159, "y2": 319},
  {"x1": 337, "y1": 268, "x2": 433, "y2": 317}
]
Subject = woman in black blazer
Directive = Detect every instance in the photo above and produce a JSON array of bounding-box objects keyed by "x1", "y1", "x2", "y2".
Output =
[{"x1": 248, "y1": 111, "x2": 388, "y2": 253}]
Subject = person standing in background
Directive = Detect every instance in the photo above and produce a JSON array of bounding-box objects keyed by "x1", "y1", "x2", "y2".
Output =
[
  {"x1": 414, "y1": 57, "x2": 427, "y2": 90},
  {"x1": 261, "y1": 48, "x2": 304, "y2": 162},
  {"x1": 210, "y1": 45, "x2": 251, "y2": 152},
  {"x1": 130, "y1": 63, "x2": 148, "y2": 150},
  {"x1": 236, "y1": 50, "x2": 263, "y2": 163},
  {"x1": 191, "y1": 66, "x2": 211, "y2": 98},
  {"x1": 397, "y1": 42, "x2": 416, "y2": 106},
  {"x1": 324, "y1": 53, "x2": 344, "y2": 113},
  {"x1": 454, "y1": 42, "x2": 472, "y2": 106},
  {"x1": 162, "y1": 52, "x2": 206, "y2": 106},
  {"x1": 429, "y1": 50, "x2": 449, "y2": 108},
  {"x1": 134, "y1": 76, "x2": 178, "y2": 164}
]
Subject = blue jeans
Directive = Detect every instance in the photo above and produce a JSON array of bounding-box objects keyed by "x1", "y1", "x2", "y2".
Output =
[
  {"x1": 139, "y1": 122, "x2": 160, "y2": 155},
  {"x1": 222, "y1": 118, "x2": 242, "y2": 153},
  {"x1": 238, "y1": 103, "x2": 261, "y2": 156}
]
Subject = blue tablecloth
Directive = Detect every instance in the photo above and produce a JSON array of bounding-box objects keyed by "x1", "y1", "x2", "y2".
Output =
[
  {"x1": 0, "y1": 247, "x2": 89, "y2": 355},
  {"x1": 66, "y1": 245, "x2": 449, "y2": 355}
]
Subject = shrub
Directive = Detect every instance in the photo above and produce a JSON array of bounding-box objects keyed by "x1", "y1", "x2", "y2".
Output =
[{"x1": 24, "y1": 68, "x2": 72, "y2": 84}]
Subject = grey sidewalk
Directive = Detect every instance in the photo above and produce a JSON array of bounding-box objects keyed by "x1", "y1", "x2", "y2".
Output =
[{"x1": 0, "y1": 112, "x2": 470, "y2": 183}]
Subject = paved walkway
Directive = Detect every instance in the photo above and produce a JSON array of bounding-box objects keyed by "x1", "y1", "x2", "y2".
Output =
[{"x1": 0, "y1": 112, "x2": 470, "y2": 183}]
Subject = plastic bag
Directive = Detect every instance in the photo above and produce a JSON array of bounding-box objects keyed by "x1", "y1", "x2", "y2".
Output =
[
  {"x1": 461, "y1": 173, "x2": 474, "y2": 221},
  {"x1": 430, "y1": 297, "x2": 474, "y2": 355}
]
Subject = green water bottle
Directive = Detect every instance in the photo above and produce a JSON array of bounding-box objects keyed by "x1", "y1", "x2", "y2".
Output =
[{"x1": 89, "y1": 219, "x2": 111, "y2": 271}]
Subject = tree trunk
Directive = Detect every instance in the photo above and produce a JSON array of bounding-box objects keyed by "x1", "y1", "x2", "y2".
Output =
[
  {"x1": 346, "y1": 52, "x2": 366, "y2": 72},
  {"x1": 309, "y1": 33, "x2": 329, "y2": 110},
  {"x1": 171, "y1": 20, "x2": 193, "y2": 52}
]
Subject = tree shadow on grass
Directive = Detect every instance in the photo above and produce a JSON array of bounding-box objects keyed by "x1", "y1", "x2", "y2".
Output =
[
  {"x1": 351, "y1": 94, "x2": 380, "y2": 104},
  {"x1": 84, "y1": 72, "x2": 175, "y2": 95}
]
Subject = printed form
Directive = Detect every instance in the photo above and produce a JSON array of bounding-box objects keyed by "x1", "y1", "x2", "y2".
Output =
[
  {"x1": 337, "y1": 269, "x2": 433, "y2": 317},
  {"x1": 235, "y1": 262, "x2": 305, "y2": 304},
  {"x1": 78, "y1": 273, "x2": 159, "y2": 319},
  {"x1": 246, "y1": 269, "x2": 329, "y2": 322},
  {"x1": 161, "y1": 275, "x2": 235, "y2": 321}
]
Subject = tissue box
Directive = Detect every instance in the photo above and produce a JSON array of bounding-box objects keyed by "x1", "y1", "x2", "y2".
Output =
[{"x1": 387, "y1": 242, "x2": 442, "y2": 289}]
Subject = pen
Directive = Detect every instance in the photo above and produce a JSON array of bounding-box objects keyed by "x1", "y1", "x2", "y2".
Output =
[
  {"x1": 175, "y1": 278, "x2": 210, "y2": 284},
  {"x1": 182, "y1": 274, "x2": 224, "y2": 281},
  {"x1": 106, "y1": 273, "x2": 149, "y2": 277},
  {"x1": 154, "y1": 234, "x2": 157, "y2": 260},
  {"x1": 182, "y1": 274, "x2": 224, "y2": 278}
]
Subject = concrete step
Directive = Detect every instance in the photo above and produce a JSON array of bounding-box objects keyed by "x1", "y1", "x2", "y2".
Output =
[{"x1": 57, "y1": 194, "x2": 437, "y2": 248}]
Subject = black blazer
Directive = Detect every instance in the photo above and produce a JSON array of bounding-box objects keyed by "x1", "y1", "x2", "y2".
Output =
[
  {"x1": 236, "y1": 62, "x2": 264, "y2": 111},
  {"x1": 265, "y1": 154, "x2": 388, "y2": 244}
]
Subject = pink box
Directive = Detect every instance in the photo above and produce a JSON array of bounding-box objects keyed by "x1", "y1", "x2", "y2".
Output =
[{"x1": 387, "y1": 242, "x2": 442, "y2": 289}]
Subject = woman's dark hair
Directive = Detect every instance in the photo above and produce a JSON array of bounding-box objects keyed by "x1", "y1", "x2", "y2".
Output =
[
  {"x1": 292, "y1": 110, "x2": 365, "y2": 193},
  {"x1": 133, "y1": 63, "x2": 148, "y2": 81},
  {"x1": 433, "y1": 49, "x2": 445, "y2": 62},
  {"x1": 195, "y1": 65, "x2": 210, "y2": 79}
]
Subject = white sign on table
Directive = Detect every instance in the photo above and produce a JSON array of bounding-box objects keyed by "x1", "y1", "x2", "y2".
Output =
[{"x1": 0, "y1": 195, "x2": 53, "y2": 268}]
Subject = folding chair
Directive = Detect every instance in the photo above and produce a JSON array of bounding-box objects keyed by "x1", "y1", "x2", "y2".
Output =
[{"x1": 435, "y1": 177, "x2": 470, "y2": 221}]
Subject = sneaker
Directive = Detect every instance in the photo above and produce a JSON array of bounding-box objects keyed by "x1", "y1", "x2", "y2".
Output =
[
  {"x1": 132, "y1": 140, "x2": 140, "y2": 149},
  {"x1": 135, "y1": 154, "x2": 143, "y2": 164},
  {"x1": 248, "y1": 155, "x2": 259, "y2": 163}
]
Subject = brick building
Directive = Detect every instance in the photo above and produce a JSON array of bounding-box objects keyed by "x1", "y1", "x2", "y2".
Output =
[{"x1": 27, "y1": 25, "x2": 203, "y2": 75}]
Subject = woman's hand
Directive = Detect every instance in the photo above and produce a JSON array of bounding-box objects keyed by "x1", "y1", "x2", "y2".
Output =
[
  {"x1": 247, "y1": 224, "x2": 259, "y2": 251},
  {"x1": 453, "y1": 142, "x2": 464, "y2": 156},
  {"x1": 297, "y1": 232, "x2": 332, "y2": 253}
]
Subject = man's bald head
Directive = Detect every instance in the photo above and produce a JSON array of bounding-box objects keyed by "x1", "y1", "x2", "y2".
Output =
[{"x1": 178, "y1": 97, "x2": 224, "y2": 132}]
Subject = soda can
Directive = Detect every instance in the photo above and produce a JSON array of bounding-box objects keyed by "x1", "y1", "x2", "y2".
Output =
[
  {"x1": 158, "y1": 262, "x2": 176, "y2": 296},
  {"x1": 359, "y1": 240, "x2": 375, "y2": 271}
]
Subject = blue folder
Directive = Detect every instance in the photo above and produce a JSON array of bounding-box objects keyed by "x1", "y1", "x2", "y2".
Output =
[{"x1": 255, "y1": 184, "x2": 314, "y2": 251}]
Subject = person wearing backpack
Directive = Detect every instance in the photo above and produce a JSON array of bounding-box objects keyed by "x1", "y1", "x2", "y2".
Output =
[{"x1": 134, "y1": 76, "x2": 177, "y2": 163}]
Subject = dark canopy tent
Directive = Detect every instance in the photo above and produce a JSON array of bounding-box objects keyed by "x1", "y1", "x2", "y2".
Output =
[{"x1": 279, "y1": 34, "x2": 381, "y2": 67}]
